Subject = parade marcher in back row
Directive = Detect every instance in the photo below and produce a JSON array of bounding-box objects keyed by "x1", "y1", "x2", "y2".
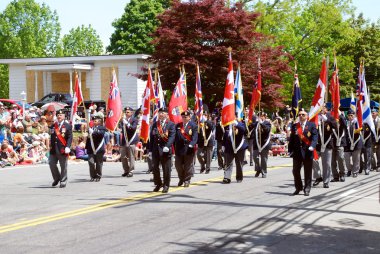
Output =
[
  {"x1": 288, "y1": 108, "x2": 318, "y2": 196},
  {"x1": 214, "y1": 109, "x2": 225, "y2": 170},
  {"x1": 86, "y1": 115, "x2": 106, "y2": 182},
  {"x1": 197, "y1": 111, "x2": 215, "y2": 174},
  {"x1": 331, "y1": 111, "x2": 347, "y2": 182},
  {"x1": 222, "y1": 119, "x2": 248, "y2": 184},
  {"x1": 360, "y1": 122, "x2": 372, "y2": 175},
  {"x1": 372, "y1": 108, "x2": 380, "y2": 171},
  {"x1": 120, "y1": 106, "x2": 139, "y2": 177},
  {"x1": 174, "y1": 110, "x2": 198, "y2": 187},
  {"x1": 344, "y1": 109, "x2": 363, "y2": 177},
  {"x1": 252, "y1": 112, "x2": 272, "y2": 178},
  {"x1": 150, "y1": 108, "x2": 176, "y2": 193},
  {"x1": 245, "y1": 110, "x2": 255, "y2": 167},
  {"x1": 49, "y1": 109, "x2": 73, "y2": 188},
  {"x1": 313, "y1": 105, "x2": 336, "y2": 188}
]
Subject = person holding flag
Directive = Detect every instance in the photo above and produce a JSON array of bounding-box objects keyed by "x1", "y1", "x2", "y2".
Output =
[
  {"x1": 344, "y1": 109, "x2": 363, "y2": 178},
  {"x1": 252, "y1": 112, "x2": 272, "y2": 178},
  {"x1": 174, "y1": 110, "x2": 198, "y2": 187},
  {"x1": 197, "y1": 110, "x2": 215, "y2": 174}
]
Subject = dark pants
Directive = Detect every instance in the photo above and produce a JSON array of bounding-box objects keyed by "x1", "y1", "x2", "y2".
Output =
[
  {"x1": 152, "y1": 153, "x2": 172, "y2": 187},
  {"x1": 49, "y1": 153, "x2": 68, "y2": 183},
  {"x1": 293, "y1": 157, "x2": 313, "y2": 193},
  {"x1": 175, "y1": 152, "x2": 195, "y2": 182},
  {"x1": 197, "y1": 146, "x2": 213, "y2": 172},
  {"x1": 216, "y1": 140, "x2": 225, "y2": 169},
  {"x1": 88, "y1": 152, "x2": 104, "y2": 179},
  {"x1": 224, "y1": 149, "x2": 245, "y2": 181}
]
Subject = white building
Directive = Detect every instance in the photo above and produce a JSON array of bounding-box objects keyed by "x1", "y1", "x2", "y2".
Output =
[{"x1": 0, "y1": 54, "x2": 149, "y2": 109}]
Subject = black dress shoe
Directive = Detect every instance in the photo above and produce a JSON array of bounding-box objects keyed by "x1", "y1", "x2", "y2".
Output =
[
  {"x1": 90, "y1": 178, "x2": 95, "y2": 182},
  {"x1": 330, "y1": 178, "x2": 339, "y2": 182},
  {"x1": 59, "y1": 182, "x2": 66, "y2": 188},
  {"x1": 365, "y1": 171, "x2": 369, "y2": 175},
  {"x1": 304, "y1": 192, "x2": 310, "y2": 196},
  {"x1": 222, "y1": 178, "x2": 231, "y2": 184},
  {"x1": 162, "y1": 186, "x2": 169, "y2": 193},
  {"x1": 52, "y1": 180, "x2": 59, "y2": 187},
  {"x1": 254, "y1": 171, "x2": 261, "y2": 177},
  {"x1": 122, "y1": 173, "x2": 128, "y2": 177},
  {"x1": 184, "y1": 181, "x2": 190, "y2": 187},
  {"x1": 313, "y1": 177, "x2": 323, "y2": 186},
  {"x1": 292, "y1": 190, "x2": 301, "y2": 195},
  {"x1": 353, "y1": 173, "x2": 358, "y2": 178},
  {"x1": 250, "y1": 162, "x2": 253, "y2": 166},
  {"x1": 323, "y1": 183, "x2": 329, "y2": 188},
  {"x1": 178, "y1": 180, "x2": 184, "y2": 186},
  {"x1": 359, "y1": 169, "x2": 363, "y2": 174},
  {"x1": 339, "y1": 176, "x2": 345, "y2": 182},
  {"x1": 127, "y1": 172, "x2": 134, "y2": 177},
  {"x1": 200, "y1": 168, "x2": 205, "y2": 174},
  {"x1": 347, "y1": 171, "x2": 352, "y2": 177},
  {"x1": 95, "y1": 178, "x2": 100, "y2": 182},
  {"x1": 205, "y1": 170, "x2": 210, "y2": 174},
  {"x1": 153, "y1": 185, "x2": 162, "y2": 192}
]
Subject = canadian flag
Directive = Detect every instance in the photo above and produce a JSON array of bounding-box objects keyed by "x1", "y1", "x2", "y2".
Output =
[
  {"x1": 105, "y1": 69, "x2": 122, "y2": 131},
  {"x1": 70, "y1": 73, "x2": 83, "y2": 126},
  {"x1": 309, "y1": 57, "x2": 327, "y2": 125},
  {"x1": 221, "y1": 50, "x2": 235, "y2": 126},
  {"x1": 140, "y1": 67, "x2": 154, "y2": 143}
]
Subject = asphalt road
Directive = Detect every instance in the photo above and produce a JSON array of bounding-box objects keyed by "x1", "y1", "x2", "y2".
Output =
[{"x1": 0, "y1": 156, "x2": 379, "y2": 254}]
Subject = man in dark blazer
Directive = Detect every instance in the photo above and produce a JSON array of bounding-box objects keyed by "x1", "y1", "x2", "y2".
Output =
[
  {"x1": 174, "y1": 110, "x2": 198, "y2": 187},
  {"x1": 222, "y1": 120, "x2": 248, "y2": 183},
  {"x1": 49, "y1": 109, "x2": 73, "y2": 188},
  {"x1": 149, "y1": 108, "x2": 176, "y2": 193},
  {"x1": 197, "y1": 111, "x2": 215, "y2": 174},
  {"x1": 288, "y1": 108, "x2": 318, "y2": 196},
  {"x1": 331, "y1": 111, "x2": 348, "y2": 182},
  {"x1": 86, "y1": 115, "x2": 106, "y2": 181},
  {"x1": 252, "y1": 112, "x2": 272, "y2": 178},
  {"x1": 120, "y1": 106, "x2": 139, "y2": 177}
]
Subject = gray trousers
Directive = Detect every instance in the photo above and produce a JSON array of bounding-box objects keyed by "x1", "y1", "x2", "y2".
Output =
[
  {"x1": 224, "y1": 149, "x2": 245, "y2": 181},
  {"x1": 197, "y1": 146, "x2": 213, "y2": 172},
  {"x1": 49, "y1": 153, "x2": 68, "y2": 183},
  {"x1": 344, "y1": 149, "x2": 361, "y2": 174},
  {"x1": 312, "y1": 152, "x2": 321, "y2": 179},
  {"x1": 321, "y1": 148, "x2": 332, "y2": 184},
  {"x1": 361, "y1": 147, "x2": 372, "y2": 173},
  {"x1": 175, "y1": 153, "x2": 195, "y2": 182},
  {"x1": 253, "y1": 149, "x2": 269, "y2": 175},
  {"x1": 248, "y1": 139, "x2": 254, "y2": 164},
  {"x1": 331, "y1": 146, "x2": 347, "y2": 178},
  {"x1": 120, "y1": 145, "x2": 136, "y2": 173},
  {"x1": 88, "y1": 152, "x2": 104, "y2": 179},
  {"x1": 372, "y1": 144, "x2": 380, "y2": 169}
]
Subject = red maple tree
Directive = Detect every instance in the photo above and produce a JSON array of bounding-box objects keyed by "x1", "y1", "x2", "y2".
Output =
[{"x1": 149, "y1": 0, "x2": 291, "y2": 111}]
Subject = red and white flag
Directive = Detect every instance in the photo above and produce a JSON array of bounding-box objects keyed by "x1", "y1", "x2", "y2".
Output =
[
  {"x1": 70, "y1": 73, "x2": 83, "y2": 126},
  {"x1": 140, "y1": 67, "x2": 155, "y2": 143},
  {"x1": 168, "y1": 72, "x2": 187, "y2": 124},
  {"x1": 222, "y1": 50, "x2": 235, "y2": 126},
  {"x1": 329, "y1": 56, "x2": 340, "y2": 121},
  {"x1": 105, "y1": 69, "x2": 122, "y2": 131},
  {"x1": 308, "y1": 57, "x2": 327, "y2": 125}
]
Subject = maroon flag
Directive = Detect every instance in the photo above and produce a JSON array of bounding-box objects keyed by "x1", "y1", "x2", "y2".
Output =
[
  {"x1": 105, "y1": 70, "x2": 122, "y2": 131},
  {"x1": 248, "y1": 59, "x2": 262, "y2": 123},
  {"x1": 329, "y1": 56, "x2": 340, "y2": 121}
]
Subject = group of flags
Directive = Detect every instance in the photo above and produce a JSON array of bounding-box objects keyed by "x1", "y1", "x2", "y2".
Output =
[{"x1": 291, "y1": 56, "x2": 376, "y2": 136}]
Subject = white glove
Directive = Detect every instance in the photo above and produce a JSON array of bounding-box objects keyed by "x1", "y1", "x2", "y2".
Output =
[
  {"x1": 122, "y1": 119, "x2": 128, "y2": 125},
  {"x1": 188, "y1": 144, "x2": 193, "y2": 148},
  {"x1": 258, "y1": 119, "x2": 263, "y2": 124},
  {"x1": 148, "y1": 152, "x2": 152, "y2": 159},
  {"x1": 163, "y1": 146, "x2": 170, "y2": 153},
  {"x1": 308, "y1": 146, "x2": 314, "y2": 151},
  {"x1": 231, "y1": 120, "x2": 238, "y2": 127},
  {"x1": 321, "y1": 114, "x2": 327, "y2": 121},
  {"x1": 221, "y1": 146, "x2": 225, "y2": 152},
  {"x1": 88, "y1": 128, "x2": 94, "y2": 134},
  {"x1": 64, "y1": 147, "x2": 71, "y2": 154}
]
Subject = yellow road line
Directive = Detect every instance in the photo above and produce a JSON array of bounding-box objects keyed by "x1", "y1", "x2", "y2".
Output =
[{"x1": 0, "y1": 163, "x2": 291, "y2": 234}]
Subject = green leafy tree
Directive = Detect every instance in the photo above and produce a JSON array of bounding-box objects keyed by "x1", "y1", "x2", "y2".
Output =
[
  {"x1": 62, "y1": 25, "x2": 103, "y2": 56},
  {"x1": 107, "y1": 0, "x2": 170, "y2": 54},
  {"x1": 0, "y1": 0, "x2": 61, "y2": 98},
  {"x1": 253, "y1": 0, "x2": 358, "y2": 106}
]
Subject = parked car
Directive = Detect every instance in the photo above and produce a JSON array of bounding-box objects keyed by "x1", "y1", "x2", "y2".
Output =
[
  {"x1": 0, "y1": 99, "x2": 32, "y2": 114},
  {"x1": 31, "y1": 93, "x2": 73, "y2": 108}
]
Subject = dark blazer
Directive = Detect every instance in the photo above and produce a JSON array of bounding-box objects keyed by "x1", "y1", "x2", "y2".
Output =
[
  {"x1": 288, "y1": 121, "x2": 318, "y2": 160},
  {"x1": 252, "y1": 120, "x2": 272, "y2": 150},
  {"x1": 197, "y1": 120, "x2": 215, "y2": 148},
  {"x1": 344, "y1": 120, "x2": 363, "y2": 151},
  {"x1": 120, "y1": 117, "x2": 139, "y2": 146},
  {"x1": 222, "y1": 122, "x2": 248, "y2": 154},
  {"x1": 149, "y1": 119, "x2": 176, "y2": 156},
  {"x1": 373, "y1": 117, "x2": 380, "y2": 145},
  {"x1": 214, "y1": 118, "x2": 224, "y2": 142},
  {"x1": 85, "y1": 125, "x2": 106, "y2": 154},
  {"x1": 316, "y1": 114, "x2": 336, "y2": 151},
  {"x1": 332, "y1": 114, "x2": 347, "y2": 147},
  {"x1": 49, "y1": 120, "x2": 73, "y2": 155},
  {"x1": 362, "y1": 123, "x2": 372, "y2": 148},
  {"x1": 174, "y1": 121, "x2": 198, "y2": 156}
]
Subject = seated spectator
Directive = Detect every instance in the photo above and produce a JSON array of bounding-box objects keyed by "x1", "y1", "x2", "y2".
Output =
[
  {"x1": 13, "y1": 123, "x2": 26, "y2": 151},
  {"x1": 19, "y1": 143, "x2": 34, "y2": 164},
  {"x1": 36, "y1": 116, "x2": 50, "y2": 150},
  {"x1": 75, "y1": 136, "x2": 88, "y2": 160},
  {"x1": 29, "y1": 141, "x2": 48, "y2": 164},
  {"x1": 22, "y1": 114, "x2": 34, "y2": 134}
]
